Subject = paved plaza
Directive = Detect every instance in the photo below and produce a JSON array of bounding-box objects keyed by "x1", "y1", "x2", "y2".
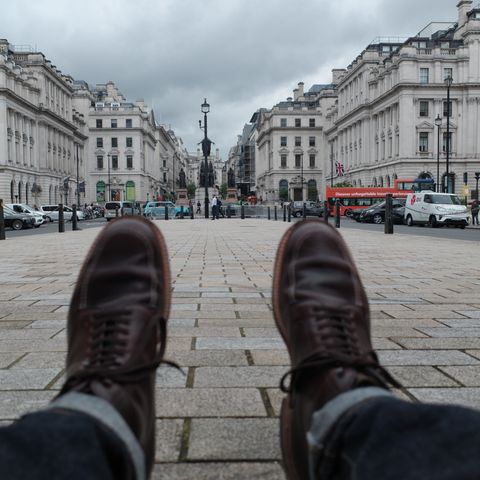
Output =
[{"x1": 1, "y1": 219, "x2": 480, "y2": 478}]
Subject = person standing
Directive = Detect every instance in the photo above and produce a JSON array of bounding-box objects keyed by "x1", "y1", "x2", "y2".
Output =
[
  {"x1": 211, "y1": 195, "x2": 218, "y2": 220},
  {"x1": 196, "y1": 201, "x2": 201, "y2": 215},
  {"x1": 471, "y1": 199, "x2": 479, "y2": 225}
]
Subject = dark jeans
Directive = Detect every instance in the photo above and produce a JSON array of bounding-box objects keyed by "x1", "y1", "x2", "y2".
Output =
[
  {"x1": 318, "y1": 396, "x2": 480, "y2": 480},
  {"x1": 0, "y1": 411, "x2": 133, "y2": 480},
  {"x1": 472, "y1": 212, "x2": 478, "y2": 225}
]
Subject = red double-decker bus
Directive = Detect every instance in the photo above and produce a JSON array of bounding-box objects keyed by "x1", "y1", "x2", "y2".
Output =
[{"x1": 326, "y1": 178, "x2": 434, "y2": 216}]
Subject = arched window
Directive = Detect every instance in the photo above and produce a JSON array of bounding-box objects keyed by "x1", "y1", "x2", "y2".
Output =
[
  {"x1": 18, "y1": 181, "x2": 22, "y2": 203},
  {"x1": 358, "y1": 179, "x2": 362, "y2": 187},
  {"x1": 279, "y1": 179, "x2": 288, "y2": 201},
  {"x1": 379, "y1": 177, "x2": 384, "y2": 187},
  {"x1": 418, "y1": 171, "x2": 432, "y2": 179},
  {"x1": 10, "y1": 180, "x2": 15, "y2": 203},
  {"x1": 49, "y1": 185, "x2": 53, "y2": 204},
  {"x1": 25, "y1": 183, "x2": 29, "y2": 205},
  {"x1": 392, "y1": 173, "x2": 398, "y2": 181},
  {"x1": 373, "y1": 177, "x2": 377, "y2": 187},
  {"x1": 353, "y1": 180, "x2": 357, "y2": 187},
  {"x1": 96, "y1": 181, "x2": 106, "y2": 203},
  {"x1": 54, "y1": 186, "x2": 58, "y2": 204},
  {"x1": 307, "y1": 179, "x2": 318, "y2": 201},
  {"x1": 125, "y1": 180, "x2": 135, "y2": 201},
  {"x1": 386, "y1": 175, "x2": 391, "y2": 187}
]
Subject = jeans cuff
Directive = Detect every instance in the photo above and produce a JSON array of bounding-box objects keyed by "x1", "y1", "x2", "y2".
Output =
[
  {"x1": 46, "y1": 392, "x2": 145, "y2": 480},
  {"x1": 306, "y1": 386, "x2": 393, "y2": 480}
]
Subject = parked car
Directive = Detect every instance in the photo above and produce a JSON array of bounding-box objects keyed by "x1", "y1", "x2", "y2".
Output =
[
  {"x1": 404, "y1": 192, "x2": 469, "y2": 228},
  {"x1": 290, "y1": 201, "x2": 324, "y2": 218},
  {"x1": 40, "y1": 205, "x2": 84, "y2": 222},
  {"x1": 3, "y1": 206, "x2": 36, "y2": 230},
  {"x1": 359, "y1": 198, "x2": 406, "y2": 224},
  {"x1": 6, "y1": 203, "x2": 45, "y2": 227},
  {"x1": 104, "y1": 201, "x2": 136, "y2": 221}
]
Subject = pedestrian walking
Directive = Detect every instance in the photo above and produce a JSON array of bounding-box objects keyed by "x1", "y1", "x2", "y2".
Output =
[
  {"x1": 211, "y1": 195, "x2": 218, "y2": 220},
  {"x1": 196, "y1": 201, "x2": 201, "y2": 215},
  {"x1": 217, "y1": 198, "x2": 222, "y2": 219},
  {"x1": 471, "y1": 199, "x2": 479, "y2": 225}
]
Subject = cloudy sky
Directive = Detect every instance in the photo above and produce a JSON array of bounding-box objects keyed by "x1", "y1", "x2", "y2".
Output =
[{"x1": 3, "y1": 0, "x2": 458, "y2": 159}]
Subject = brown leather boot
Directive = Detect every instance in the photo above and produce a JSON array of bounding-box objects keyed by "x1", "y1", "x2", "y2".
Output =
[
  {"x1": 57, "y1": 216, "x2": 172, "y2": 477},
  {"x1": 272, "y1": 220, "x2": 399, "y2": 480}
]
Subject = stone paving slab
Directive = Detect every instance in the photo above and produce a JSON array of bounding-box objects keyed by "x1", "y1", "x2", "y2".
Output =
[{"x1": 2, "y1": 219, "x2": 480, "y2": 476}]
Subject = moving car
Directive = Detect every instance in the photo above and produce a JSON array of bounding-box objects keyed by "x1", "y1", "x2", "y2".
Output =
[
  {"x1": 3, "y1": 205, "x2": 36, "y2": 230},
  {"x1": 6, "y1": 203, "x2": 45, "y2": 227},
  {"x1": 290, "y1": 201, "x2": 324, "y2": 218},
  {"x1": 359, "y1": 198, "x2": 406, "y2": 224},
  {"x1": 404, "y1": 192, "x2": 469, "y2": 228},
  {"x1": 143, "y1": 201, "x2": 184, "y2": 219},
  {"x1": 40, "y1": 205, "x2": 84, "y2": 222},
  {"x1": 104, "y1": 201, "x2": 136, "y2": 221}
]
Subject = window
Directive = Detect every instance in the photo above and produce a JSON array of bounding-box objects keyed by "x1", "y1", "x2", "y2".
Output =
[
  {"x1": 309, "y1": 155, "x2": 316, "y2": 167},
  {"x1": 126, "y1": 119, "x2": 132, "y2": 128},
  {"x1": 96, "y1": 119, "x2": 102, "y2": 128},
  {"x1": 295, "y1": 154, "x2": 302, "y2": 168},
  {"x1": 111, "y1": 155, "x2": 118, "y2": 169},
  {"x1": 420, "y1": 68, "x2": 429, "y2": 84},
  {"x1": 443, "y1": 132, "x2": 452, "y2": 152},
  {"x1": 295, "y1": 136, "x2": 301, "y2": 147},
  {"x1": 280, "y1": 136, "x2": 287, "y2": 147},
  {"x1": 443, "y1": 101, "x2": 452, "y2": 117},
  {"x1": 126, "y1": 137, "x2": 133, "y2": 148},
  {"x1": 419, "y1": 132, "x2": 429, "y2": 152},
  {"x1": 111, "y1": 137, "x2": 118, "y2": 148},
  {"x1": 96, "y1": 138, "x2": 103, "y2": 148},
  {"x1": 126, "y1": 155, "x2": 133, "y2": 169},
  {"x1": 444, "y1": 68, "x2": 453, "y2": 81},
  {"x1": 419, "y1": 101, "x2": 429, "y2": 117},
  {"x1": 111, "y1": 119, "x2": 117, "y2": 128},
  {"x1": 281, "y1": 155, "x2": 287, "y2": 167},
  {"x1": 163, "y1": 172, "x2": 167, "y2": 182},
  {"x1": 309, "y1": 118, "x2": 315, "y2": 128},
  {"x1": 295, "y1": 118, "x2": 301, "y2": 128},
  {"x1": 309, "y1": 136, "x2": 316, "y2": 147},
  {"x1": 280, "y1": 118, "x2": 287, "y2": 128},
  {"x1": 96, "y1": 155, "x2": 104, "y2": 169}
]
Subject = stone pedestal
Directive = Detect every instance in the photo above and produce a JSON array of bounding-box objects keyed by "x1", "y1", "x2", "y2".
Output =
[
  {"x1": 226, "y1": 188, "x2": 238, "y2": 203},
  {"x1": 175, "y1": 189, "x2": 189, "y2": 206}
]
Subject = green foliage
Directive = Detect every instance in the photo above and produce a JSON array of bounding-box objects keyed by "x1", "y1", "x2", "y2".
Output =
[
  {"x1": 219, "y1": 183, "x2": 228, "y2": 199},
  {"x1": 187, "y1": 183, "x2": 196, "y2": 198},
  {"x1": 334, "y1": 181, "x2": 353, "y2": 187},
  {"x1": 307, "y1": 185, "x2": 318, "y2": 201},
  {"x1": 279, "y1": 187, "x2": 289, "y2": 201}
]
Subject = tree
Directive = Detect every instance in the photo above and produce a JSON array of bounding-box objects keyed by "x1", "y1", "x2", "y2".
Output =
[
  {"x1": 219, "y1": 183, "x2": 227, "y2": 199},
  {"x1": 334, "y1": 181, "x2": 353, "y2": 187},
  {"x1": 187, "y1": 182, "x2": 196, "y2": 199}
]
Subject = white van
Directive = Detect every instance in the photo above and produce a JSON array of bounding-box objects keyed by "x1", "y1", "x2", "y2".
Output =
[
  {"x1": 104, "y1": 201, "x2": 135, "y2": 221},
  {"x1": 404, "y1": 191, "x2": 469, "y2": 228}
]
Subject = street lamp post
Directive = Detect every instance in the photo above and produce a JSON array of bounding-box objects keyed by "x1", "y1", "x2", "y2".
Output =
[
  {"x1": 445, "y1": 75, "x2": 453, "y2": 193},
  {"x1": 200, "y1": 99, "x2": 210, "y2": 219},
  {"x1": 76, "y1": 143, "x2": 81, "y2": 207},
  {"x1": 300, "y1": 153, "x2": 304, "y2": 202},
  {"x1": 172, "y1": 153, "x2": 175, "y2": 202},
  {"x1": 475, "y1": 172, "x2": 480, "y2": 200},
  {"x1": 107, "y1": 153, "x2": 111, "y2": 201},
  {"x1": 435, "y1": 114, "x2": 442, "y2": 193}
]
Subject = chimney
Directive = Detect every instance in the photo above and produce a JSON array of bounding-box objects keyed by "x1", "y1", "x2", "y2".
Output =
[
  {"x1": 297, "y1": 82, "x2": 304, "y2": 98},
  {"x1": 458, "y1": 0, "x2": 473, "y2": 28},
  {"x1": 293, "y1": 88, "x2": 299, "y2": 101}
]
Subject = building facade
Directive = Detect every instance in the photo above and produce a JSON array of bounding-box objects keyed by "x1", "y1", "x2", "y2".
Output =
[
  {"x1": 0, "y1": 40, "x2": 88, "y2": 206},
  {"x1": 254, "y1": 82, "x2": 335, "y2": 203},
  {"x1": 325, "y1": 0, "x2": 480, "y2": 197}
]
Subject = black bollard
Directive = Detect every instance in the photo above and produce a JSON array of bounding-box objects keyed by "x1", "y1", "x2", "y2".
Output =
[
  {"x1": 115, "y1": 206, "x2": 119, "y2": 217},
  {"x1": 385, "y1": 193, "x2": 394, "y2": 234},
  {"x1": 0, "y1": 199, "x2": 5, "y2": 240},
  {"x1": 241, "y1": 205, "x2": 245, "y2": 219},
  {"x1": 72, "y1": 204, "x2": 80, "y2": 231},
  {"x1": 190, "y1": 205, "x2": 194, "y2": 219},
  {"x1": 274, "y1": 205, "x2": 278, "y2": 221},
  {"x1": 283, "y1": 205, "x2": 287, "y2": 222},
  {"x1": 335, "y1": 199, "x2": 341, "y2": 228},
  {"x1": 288, "y1": 204, "x2": 291, "y2": 223},
  {"x1": 227, "y1": 204, "x2": 231, "y2": 218},
  {"x1": 267, "y1": 206, "x2": 271, "y2": 220},
  {"x1": 165, "y1": 205, "x2": 169, "y2": 221},
  {"x1": 180, "y1": 206, "x2": 184, "y2": 219},
  {"x1": 303, "y1": 202, "x2": 307, "y2": 220},
  {"x1": 323, "y1": 200, "x2": 329, "y2": 223},
  {"x1": 58, "y1": 203, "x2": 65, "y2": 233}
]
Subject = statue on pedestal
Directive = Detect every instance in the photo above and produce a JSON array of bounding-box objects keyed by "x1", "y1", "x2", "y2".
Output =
[
  {"x1": 227, "y1": 168, "x2": 235, "y2": 188},
  {"x1": 208, "y1": 161, "x2": 214, "y2": 187},
  {"x1": 179, "y1": 168, "x2": 186, "y2": 189}
]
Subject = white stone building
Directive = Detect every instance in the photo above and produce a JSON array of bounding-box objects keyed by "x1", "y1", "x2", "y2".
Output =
[
  {"x1": 325, "y1": 0, "x2": 480, "y2": 197},
  {"x1": 0, "y1": 40, "x2": 88, "y2": 206},
  {"x1": 255, "y1": 82, "x2": 335, "y2": 203}
]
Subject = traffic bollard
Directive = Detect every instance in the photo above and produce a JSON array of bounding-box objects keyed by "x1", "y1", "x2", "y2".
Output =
[
  {"x1": 165, "y1": 205, "x2": 169, "y2": 221},
  {"x1": 180, "y1": 206, "x2": 184, "y2": 219},
  {"x1": 274, "y1": 206, "x2": 278, "y2": 221},
  {"x1": 0, "y1": 199, "x2": 5, "y2": 240},
  {"x1": 335, "y1": 199, "x2": 341, "y2": 228},
  {"x1": 288, "y1": 205, "x2": 291, "y2": 223},
  {"x1": 267, "y1": 206, "x2": 271, "y2": 220},
  {"x1": 241, "y1": 205, "x2": 245, "y2": 219},
  {"x1": 385, "y1": 193, "x2": 394, "y2": 234},
  {"x1": 190, "y1": 205, "x2": 194, "y2": 219},
  {"x1": 58, "y1": 203, "x2": 65, "y2": 233},
  {"x1": 72, "y1": 204, "x2": 80, "y2": 231},
  {"x1": 227, "y1": 205, "x2": 231, "y2": 218},
  {"x1": 283, "y1": 205, "x2": 287, "y2": 222},
  {"x1": 324, "y1": 200, "x2": 329, "y2": 223},
  {"x1": 303, "y1": 202, "x2": 307, "y2": 220}
]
